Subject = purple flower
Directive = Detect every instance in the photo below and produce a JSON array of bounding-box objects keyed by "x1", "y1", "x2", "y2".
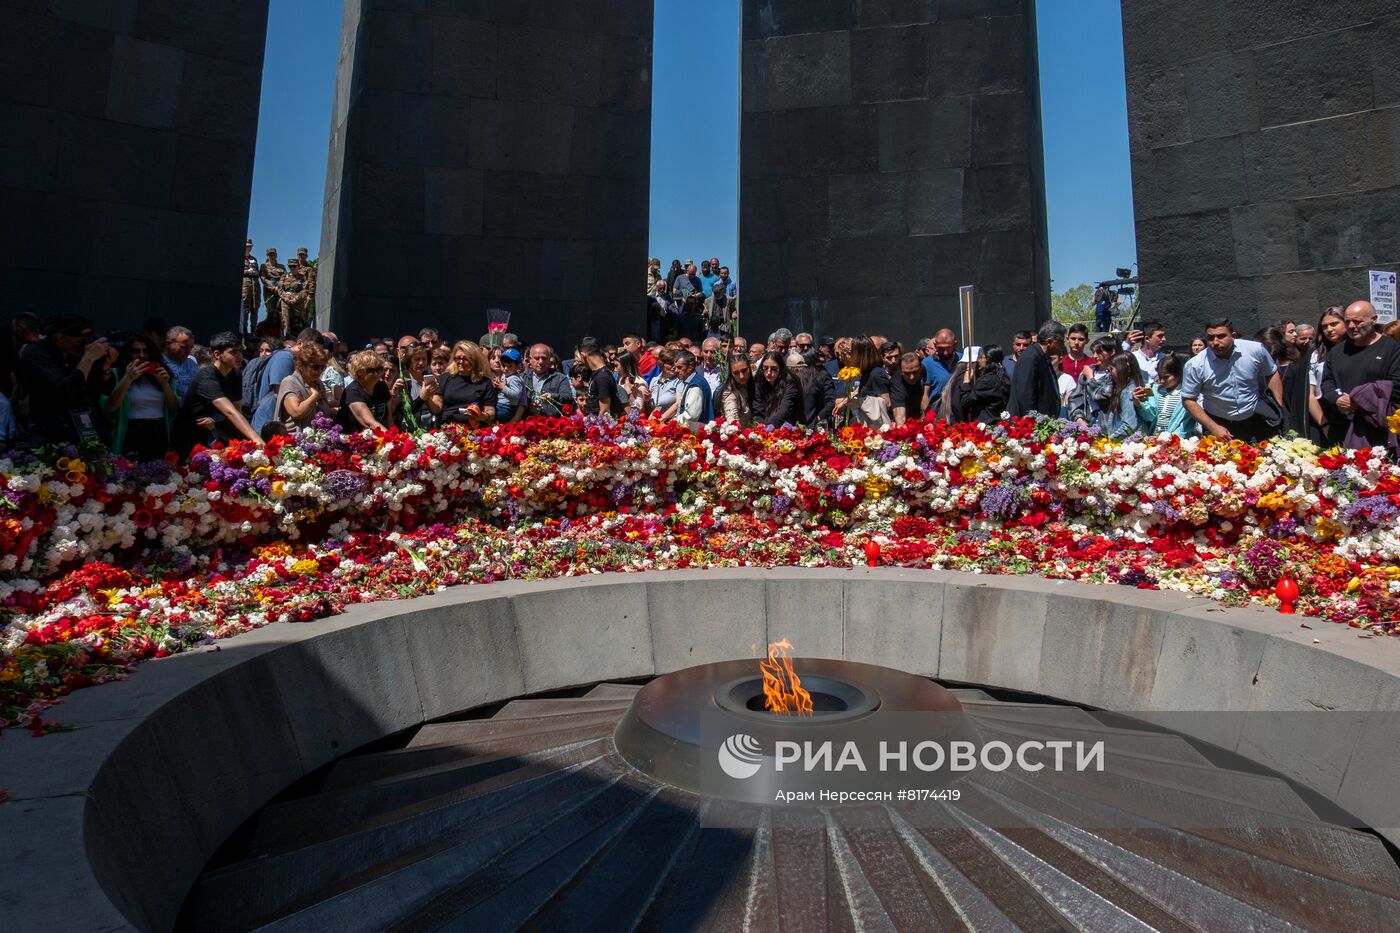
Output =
[
  {"x1": 979, "y1": 482, "x2": 1027, "y2": 520},
  {"x1": 1150, "y1": 499, "x2": 1181, "y2": 522},
  {"x1": 324, "y1": 469, "x2": 367, "y2": 500},
  {"x1": 1341, "y1": 496, "x2": 1399, "y2": 527}
]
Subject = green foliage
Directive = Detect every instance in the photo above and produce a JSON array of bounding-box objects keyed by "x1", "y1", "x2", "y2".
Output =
[{"x1": 1051, "y1": 283, "x2": 1095, "y2": 324}]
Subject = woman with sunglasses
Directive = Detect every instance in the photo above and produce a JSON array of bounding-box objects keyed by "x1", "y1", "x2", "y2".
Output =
[
  {"x1": 336, "y1": 349, "x2": 400, "y2": 433},
  {"x1": 275, "y1": 342, "x2": 336, "y2": 429},
  {"x1": 424, "y1": 341, "x2": 497, "y2": 428}
]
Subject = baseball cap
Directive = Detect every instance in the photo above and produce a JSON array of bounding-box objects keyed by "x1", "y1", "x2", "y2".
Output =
[{"x1": 500, "y1": 348, "x2": 522, "y2": 364}]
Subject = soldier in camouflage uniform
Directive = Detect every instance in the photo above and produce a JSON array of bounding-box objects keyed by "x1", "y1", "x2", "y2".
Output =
[
  {"x1": 258, "y1": 248, "x2": 287, "y2": 336},
  {"x1": 241, "y1": 239, "x2": 261, "y2": 334},
  {"x1": 276, "y1": 261, "x2": 311, "y2": 337},
  {"x1": 296, "y1": 247, "x2": 316, "y2": 309}
]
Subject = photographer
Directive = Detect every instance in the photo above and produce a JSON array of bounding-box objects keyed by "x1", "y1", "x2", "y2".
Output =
[
  {"x1": 103, "y1": 333, "x2": 179, "y2": 460},
  {"x1": 15, "y1": 314, "x2": 112, "y2": 445}
]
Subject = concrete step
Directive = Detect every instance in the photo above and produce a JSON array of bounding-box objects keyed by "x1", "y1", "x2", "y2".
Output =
[
  {"x1": 408, "y1": 707, "x2": 626, "y2": 749},
  {"x1": 186, "y1": 756, "x2": 632, "y2": 933},
  {"x1": 232, "y1": 736, "x2": 615, "y2": 860},
  {"x1": 489, "y1": 697, "x2": 633, "y2": 720},
  {"x1": 582, "y1": 682, "x2": 643, "y2": 700},
  {"x1": 998, "y1": 768, "x2": 1400, "y2": 893},
  {"x1": 983, "y1": 773, "x2": 1400, "y2": 929},
  {"x1": 321, "y1": 718, "x2": 618, "y2": 791},
  {"x1": 973, "y1": 716, "x2": 1212, "y2": 767}
]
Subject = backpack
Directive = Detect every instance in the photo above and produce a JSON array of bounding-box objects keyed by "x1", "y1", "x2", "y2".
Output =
[{"x1": 241, "y1": 351, "x2": 278, "y2": 416}]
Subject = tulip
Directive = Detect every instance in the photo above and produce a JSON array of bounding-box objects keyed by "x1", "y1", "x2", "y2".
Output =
[{"x1": 1275, "y1": 577, "x2": 1300, "y2": 615}]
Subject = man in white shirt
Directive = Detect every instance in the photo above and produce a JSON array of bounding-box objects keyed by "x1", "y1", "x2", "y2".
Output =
[
  {"x1": 697, "y1": 337, "x2": 722, "y2": 393},
  {"x1": 1129, "y1": 321, "x2": 1167, "y2": 382},
  {"x1": 1180, "y1": 318, "x2": 1282, "y2": 444}
]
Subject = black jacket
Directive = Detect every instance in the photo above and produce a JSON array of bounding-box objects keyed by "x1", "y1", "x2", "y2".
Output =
[
  {"x1": 953, "y1": 369, "x2": 1010, "y2": 425},
  {"x1": 1008, "y1": 344, "x2": 1059, "y2": 418}
]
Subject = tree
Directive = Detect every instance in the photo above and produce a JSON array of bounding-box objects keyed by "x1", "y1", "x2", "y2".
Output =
[{"x1": 1051, "y1": 283, "x2": 1095, "y2": 324}]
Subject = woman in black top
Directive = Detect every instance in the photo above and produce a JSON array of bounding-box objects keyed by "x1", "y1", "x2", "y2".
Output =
[
  {"x1": 337, "y1": 348, "x2": 399, "y2": 432},
  {"x1": 425, "y1": 341, "x2": 498, "y2": 427},
  {"x1": 953, "y1": 345, "x2": 1011, "y2": 425},
  {"x1": 1256, "y1": 326, "x2": 1309, "y2": 437},
  {"x1": 831, "y1": 335, "x2": 891, "y2": 425},
  {"x1": 754, "y1": 352, "x2": 801, "y2": 427}
]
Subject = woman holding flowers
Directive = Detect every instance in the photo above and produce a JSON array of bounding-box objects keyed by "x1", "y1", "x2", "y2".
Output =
[
  {"x1": 831, "y1": 336, "x2": 891, "y2": 428},
  {"x1": 426, "y1": 341, "x2": 497, "y2": 428},
  {"x1": 336, "y1": 349, "x2": 400, "y2": 433}
]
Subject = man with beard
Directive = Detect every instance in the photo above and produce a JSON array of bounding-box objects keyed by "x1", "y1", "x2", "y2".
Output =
[{"x1": 922, "y1": 328, "x2": 959, "y2": 399}]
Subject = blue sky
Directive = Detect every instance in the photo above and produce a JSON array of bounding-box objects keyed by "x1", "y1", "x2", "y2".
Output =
[{"x1": 248, "y1": 0, "x2": 1135, "y2": 292}]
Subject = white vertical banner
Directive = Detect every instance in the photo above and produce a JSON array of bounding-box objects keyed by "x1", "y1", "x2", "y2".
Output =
[{"x1": 1369, "y1": 270, "x2": 1396, "y2": 323}]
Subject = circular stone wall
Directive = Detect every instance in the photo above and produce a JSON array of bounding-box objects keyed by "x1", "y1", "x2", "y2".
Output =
[{"x1": 2, "y1": 568, "x2": 1399, "y2": 932}]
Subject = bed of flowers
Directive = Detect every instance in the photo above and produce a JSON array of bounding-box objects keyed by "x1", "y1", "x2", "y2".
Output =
[{"x1": 3, "y1": 411, "x2": 1399, "y2": 735}]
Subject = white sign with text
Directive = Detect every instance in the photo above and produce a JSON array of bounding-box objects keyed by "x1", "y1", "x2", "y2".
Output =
[{"x1": 1369, "y1": 269, "x2": 1396, "y2": 322}]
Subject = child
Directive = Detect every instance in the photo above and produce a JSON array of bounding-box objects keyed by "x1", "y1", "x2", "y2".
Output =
[{"x1": 1137, "y1": 353, "x2": 1198, "y2": 438}]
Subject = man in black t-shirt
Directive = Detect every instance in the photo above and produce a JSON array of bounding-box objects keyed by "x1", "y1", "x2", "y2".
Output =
[
  {"x1": 891, "y1": 352, "x2": 929, "y2": 425},
  {"x1": 1319, "y1": 300, "x2": 1400, "y2": 448},
  {"x1": 173, "y1": 331, "x2": 263, "y2": 458},
  {"x1": 580, "y1": 347, "x2": 619, "y2": 418}
]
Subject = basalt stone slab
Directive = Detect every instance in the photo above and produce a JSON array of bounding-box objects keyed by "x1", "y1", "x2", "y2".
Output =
[
  {"x1": 741, "y1": 0, "x2": 1047, "y2": 342},
  {"x1": 0, "y1": 0, "x2": 264, "y2": 333},
  {"x1": 322, "y1": 0, "x2": 652, "y2": 353},
  {"x1": 1125, "y1": 0, "x2": 1400, "y2": 338}
]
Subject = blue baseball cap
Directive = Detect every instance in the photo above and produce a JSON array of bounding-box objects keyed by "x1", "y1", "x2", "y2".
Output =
[{"x1": 500, "y1": 348, "x2": 522, "y2": 364}]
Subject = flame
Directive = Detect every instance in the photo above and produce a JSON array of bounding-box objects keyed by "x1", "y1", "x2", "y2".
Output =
[{"x1": 760, "y1": 639, "x2": 813, "y2": 715}]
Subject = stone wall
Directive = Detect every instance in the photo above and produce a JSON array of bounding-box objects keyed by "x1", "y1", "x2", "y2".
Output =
[
  {"x1": 738, "y1": 0, "x2": 1050, "y2": 349},
  {"x1": 0, "y1": 0, "x2": 268, "y2": 332},
  {"x1": 318, "y1": 0, "x2": 653, "y2": 352},
  {"x1": 1122, "y1": 0, "x2": 1400, "y2": 339}
]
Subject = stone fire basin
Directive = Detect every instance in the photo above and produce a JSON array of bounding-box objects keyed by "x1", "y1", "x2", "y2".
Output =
[{"x1": 3, "y1": 568, "x2": 1400, "y2": 932}]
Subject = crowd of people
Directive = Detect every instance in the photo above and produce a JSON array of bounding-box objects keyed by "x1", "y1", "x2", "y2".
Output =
[{"x1": 4, "y1": 262, "x2": 1399, "y2": 466}]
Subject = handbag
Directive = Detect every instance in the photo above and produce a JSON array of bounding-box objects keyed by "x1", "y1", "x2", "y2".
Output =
[
  {"x1": 1253, "y1": 389, "x2": 1285, "y2": 428},
  {"x1": 855, "y1": 394, "x2": 890, "y2": 428}
]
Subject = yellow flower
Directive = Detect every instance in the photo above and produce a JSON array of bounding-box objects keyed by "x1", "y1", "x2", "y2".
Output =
[
  {"x1": 255, "y1": 543, "x2": 292, "y2": 559},
  {"x1": 271, "y1": 481, "x2": 285, "y2": 497},
  {"x1": 863, "y1": 477, "x2": 890, "y2": 499},
  {"x1": 837, "y1": 367, "x2": 861, "y2": 381},
  {"x1": 1256, "y1": 491, "x2": 1295, "y2": 512},
  {"x1": 959, "y1": 457, "x2": 982, "y2": 478},
  {"x1": 1389, "y1": 409, "x2": 1400, "y2": 434},
  {"x1": 252, "y1": 466, "x2": 273, "y2": 479},
  {"x1": 290, "y1": 559, "x2": 320, "y2": 575},
  {"x1": 1316, "y1": 517, "x2": 1344, "y2": 541}
]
